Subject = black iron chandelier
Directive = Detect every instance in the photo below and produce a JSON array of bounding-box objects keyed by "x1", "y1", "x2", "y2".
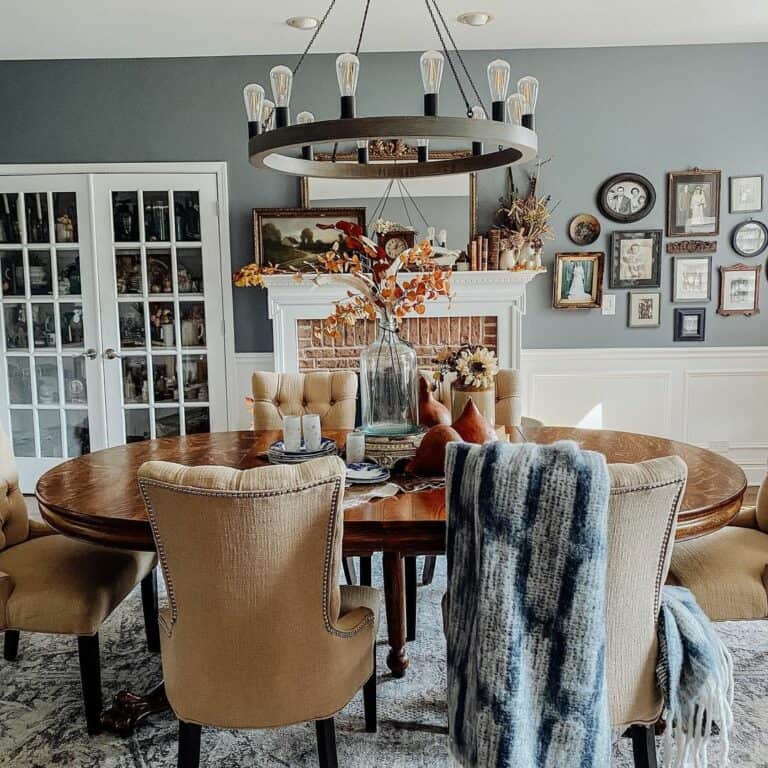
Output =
[{"x1": 243, "y1": 0, "x2": 539, "y2": 179}]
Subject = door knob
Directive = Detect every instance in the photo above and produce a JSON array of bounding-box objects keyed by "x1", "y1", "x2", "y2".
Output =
[
  {"x1": 104, "y1": 348, "x2": 122, "y2": 359},
  {"x1": 78, "y1": 348, "x2": 98, "y2": 360}
]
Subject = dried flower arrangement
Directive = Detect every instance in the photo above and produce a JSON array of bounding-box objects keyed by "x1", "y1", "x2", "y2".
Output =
[
  {"x1": 432, "y1": 344, "x2": 499, "y2": 390},
  {"x1": 495, "y1": 158, "x2": 558, "y2": 254},
  {"x1": 233, "y1": 220, "x2": 453, "y2": 339}
]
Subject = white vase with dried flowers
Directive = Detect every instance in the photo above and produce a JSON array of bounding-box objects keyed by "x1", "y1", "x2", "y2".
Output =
[{"x1": 433, "y1": 344, "x2": 499, "y2": 423}]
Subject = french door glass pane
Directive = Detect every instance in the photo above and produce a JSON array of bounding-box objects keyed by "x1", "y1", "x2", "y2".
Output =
[
  {"x1": 1, "y1": 250, "x2": 25, "y2": 295},
  {"x1": 1, "y1": 189, "x2": 94, "y2": 465},
  {"x1": 122, "y1": 357, "x2": 149, "y2": 403},
  {"x1": 173, "y1": 192, "x2": 201, "y2": 241},
  {"x1": 144, "y1": 192, "x2": 170, "y2": 242},
  {"x1": 153, "y1": 355, "x2": 177, "y2": 402},
  {"x1": 0, "y1": 193, "x2": 21, "y2": 243},
  {"x1": 176, "y1": 249, "x2": 203, "y2": 294},
  {"x1": 119, "y1": 302, "x2": 146, "y2": 348},
  {"x1": 112, "y1": 192, "x2": 140, "y2": 242},
  {"x1": 24, "y1": 193, "x2": 49, "y2": 243},
  {"x1": 184, "y1": 407, "x2": 210, "y2": 434},
  {"x1": 180, "y1": 302, "x2": 205, "y2": 347},
  {"x1": 115, "y1": 249, "x2": 143, "y2": 294},
  {"x1": 156, "y1": 408, "x2": 180, "y2": 437},
  {"x1": 125, "y1": 409, "x2": 150, "y2": 443},
  {"x1": 182, "y1": 355, "x2": 208, "y2": 401}
]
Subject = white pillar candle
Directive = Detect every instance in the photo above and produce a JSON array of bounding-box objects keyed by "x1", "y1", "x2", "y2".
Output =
[
  {"x1": 301, "y1": 413, "x2": 322, "y2": 452},
  {"x1": 345, "y1": 431, "x2": 366, "y2": 465},
  {"x1": 282, "y1": 415, "x2": 302, "y2": 452}
]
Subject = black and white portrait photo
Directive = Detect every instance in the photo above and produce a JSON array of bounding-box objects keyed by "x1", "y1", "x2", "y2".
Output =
[
  {"x1": 673, "y1": 256, "x2": 711, "y2": 302},
  {"x1": 598, "y1": 173, "x2": 656, "y2": 223},
  {"x1": 553, "y1": 252, "x2": 604, "y2": 309},
  {"x1": 628, "y1": 292, "x2": 661, "y2": 328},
  {"x1": 667, "y1": 169, "x2": 721, "y2": 237},
  {"x1": 729, "y1": 175, "x2": 763, "y2": 214},
  {"x1": 674, "y1": 308, "x2": 706, "y2": 341},
  {"x1": 610, "y1": 230, "x2": 661, "y2": 289},
  {"x1": 718, "y1": 264, "x2": 761, "y2": 316}
]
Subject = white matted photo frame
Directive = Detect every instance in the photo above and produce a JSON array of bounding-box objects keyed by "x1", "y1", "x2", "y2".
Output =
[
  {"x1": 729, "y1": 175, "x2": 763, "y2": 214},
  {"x1": 674, "y1": 308, "x2": 706, "y2": 342},
  {"x1": 609, "y1": 230, "x2": 662, "y2": 288},
  {"x1": 717, "y1": 263, "x2": 761, "y2": 316},
  {"x1": 628, "y1": 292, "x2": 661, "y2": 328},
  {"x1": 667, "y1": 169, "x2": 721, "y2": 237},
  {"x1": 672, "y1": 255, "x2": 712, "y2": 303},
  {"x1": 552, "y1": 252, "x2": 604, "y2": 309}
]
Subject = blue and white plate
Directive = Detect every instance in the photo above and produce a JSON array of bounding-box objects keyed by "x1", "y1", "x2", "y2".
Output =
[
  {"x1": 267, "y1": 438, "x2": 337, "y2": 464},
  {"x1": 346, "y1": 461, "x2": 390, "y2": 485}
]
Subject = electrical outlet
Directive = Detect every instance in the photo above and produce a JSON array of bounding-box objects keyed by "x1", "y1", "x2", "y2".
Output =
[{"x1": 602, "y1": 294, "x2": 616, "y2": 316}]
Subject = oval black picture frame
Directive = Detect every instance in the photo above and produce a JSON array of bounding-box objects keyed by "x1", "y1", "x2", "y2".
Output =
[
  {"x1": 731, "y1": 219, "x2": 768, "y2": 258},
  {"x1": 597, "y1": 173, "x2": 656, "y2": 223}
]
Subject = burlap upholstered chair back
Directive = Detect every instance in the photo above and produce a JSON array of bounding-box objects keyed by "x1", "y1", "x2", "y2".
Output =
[
  {"x1": 755, "y1": 468, "x2": 768, "y2": 532},
  {"x1": 605, "y1": 456, "x2": 687, "y2": 727},
  {"x1": 0, "y1": 424, "x2": 30, "y2": 551},
  {"x1": 137, "y1": 456, "x2": 378, "y2": 730},
  {"x1": 251, "y1": 371, "x2": 358, "y2": 430},
  {"x1": 425, "y1": 368, "x2": 523, "y2": 427}
]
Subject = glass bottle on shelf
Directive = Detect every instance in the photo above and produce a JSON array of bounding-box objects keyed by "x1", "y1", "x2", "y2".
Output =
[{"x1": 359, "y1": 317, "x2": 419, "y2": 436}]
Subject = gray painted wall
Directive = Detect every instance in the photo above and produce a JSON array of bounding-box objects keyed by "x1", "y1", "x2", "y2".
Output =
[{"x1": 0, "y1": 44, "x2": 766, "y2": 351}]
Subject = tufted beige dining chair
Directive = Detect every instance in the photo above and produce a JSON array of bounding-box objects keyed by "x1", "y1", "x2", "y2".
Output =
[
  {"x1": 668, "y1": 465, "x2": 768, "y2": 621},
  {"x1": 444, "y1": 455, "x2": 688, "y2": 766},
  {"x1": 0, "y1": 423, "x2": 158, "y2": 734},
  {"x1": 137, "y1": 455, "x2": 379, "y2": 768},
  {"x1": 251, "y1": 371, "x2": 358, "y2": 430}
]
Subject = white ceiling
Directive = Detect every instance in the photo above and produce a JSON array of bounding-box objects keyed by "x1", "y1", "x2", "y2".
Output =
[{"x1": 2, "y1": 0, "x2": 767, "y2": 60}]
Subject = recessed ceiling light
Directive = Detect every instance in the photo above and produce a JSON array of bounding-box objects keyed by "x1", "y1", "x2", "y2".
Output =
[
  {"x1": 286, "y1": 16, "x2": 319, "y2": 31},
  {"x1": 457, "y1": 11, "x2": 494, "y2": 26}
]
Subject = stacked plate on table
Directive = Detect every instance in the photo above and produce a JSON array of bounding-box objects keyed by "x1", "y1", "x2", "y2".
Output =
[
  {"x1": 267, "y1": 438, "x2": 338, "y2": 465},
  {"x1": 346, "y1": 461, "x2": 390, "y2": 485}
]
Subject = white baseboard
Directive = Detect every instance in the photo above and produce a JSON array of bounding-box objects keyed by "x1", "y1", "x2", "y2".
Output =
[
  {"x1": 520, "y1": 346, "x2": 768, "y2": 484},
  {"x1": 232, "y1": 347, "x2": 768, "y2": 484}
]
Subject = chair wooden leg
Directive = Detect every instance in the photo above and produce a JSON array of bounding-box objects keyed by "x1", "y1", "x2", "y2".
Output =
[
  {"x1": 4, "y1": 630, "x2": 20, "y2": 661},
  {"x1": 363, "y1": 652, "x2": 377, "y2": 733},
  {"x1": 421, "y1": 555, "x2": 437, "y2": 586},
  {"x1": 77, "y1": 634, "x2": 102, "y2": 735},
  {"x1": 178, "y1": 720, "x2": 202, "y2": 768},
  {"x1": 141, "y1": 568, "x2": 161, "y2": 653},
  {"x1": 315, "y1": 717, "x2": 338, "y2": 768},
  {"x1": 405, "y1": 556, "x2": 417, "y2": 642},
  {"x1": 342, "y1": 557, "x2": 358, "y2": 585},
  {"x1": 359, "y1": 556, "x2": 372, "y2": 587},
  {"x1": 629, "y1": 725, "x2": 658, "y2": 768}
]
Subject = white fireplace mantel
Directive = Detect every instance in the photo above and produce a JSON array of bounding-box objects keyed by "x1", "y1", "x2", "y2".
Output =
[{"x1": 263, "y1": 270, "x2": 545, "y2": 373}]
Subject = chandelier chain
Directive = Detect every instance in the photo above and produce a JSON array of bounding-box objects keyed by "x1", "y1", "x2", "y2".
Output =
[
  {"x1": 423, "y1": 0, "x2": 472, "y2": 115},
  {"x1": 355, "y1": 0, "x2": 372, "y2": 55},
  {"x1": 292, "y1": 0, "x2": 337, "y2": 77},
  {"x1": 429, "y1": 0, "x2": 487, "y2": 115}
]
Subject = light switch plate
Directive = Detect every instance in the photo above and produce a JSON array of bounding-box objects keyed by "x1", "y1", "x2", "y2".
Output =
[{"x1": 602, "y1": 294, "x2": 616, "y2": 316}]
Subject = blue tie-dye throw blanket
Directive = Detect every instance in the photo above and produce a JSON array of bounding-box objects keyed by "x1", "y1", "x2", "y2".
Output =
[{"x1": 445, "y1": 440, "x2": 612, "y2": 768}]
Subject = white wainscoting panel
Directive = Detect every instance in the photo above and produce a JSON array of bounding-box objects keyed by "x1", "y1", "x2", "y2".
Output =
[
  {"x1": 521, "y1": 347, "x2": 768, "y2": 484},
  {"x1": 230, "y1": 353, "x2": 275, "y2": 430}
]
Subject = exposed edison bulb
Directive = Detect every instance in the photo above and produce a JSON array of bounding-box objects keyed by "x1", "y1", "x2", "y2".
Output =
[
  {"x1": 517, "y1": 76, "x2": 539, "y2": 114},
  {"x1": 506, "y1": 93, "x2": 523, "y2": 126},
  {"x1": 356, "y1": 139, "x2": 368, "y2": 149},
  {"x1": 269, "y1": 65, "x2": 293, "y2": 108},
  {"x1": 470, "y1": 105, "x2": 487, "y2": 120},
  {"x1": 261, "y1": 99, "x2": 275, "y2": 130},
  {"x1": 487, "y1": 59, "x2": 511, "y2": 101},
  {"x1": 296, "y1": 111, "x2": 315, "y2": 124},
  {"x1": 420, "y1": 50, "x2": 444, "y2": 94},
  {"x1": 243, "y1": 84, "x2": 265, "y2": 122},
  {"x1": 416, "y1": 138, "x2": 429, "y2": 147},
  {"x1": 336, "y1": 53, "x2": 360, "y2": 97}
]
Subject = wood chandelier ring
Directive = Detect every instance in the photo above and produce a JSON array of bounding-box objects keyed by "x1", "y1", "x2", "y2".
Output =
[{"x1": 248, "y1": 116, "x2": 538, "y2": 178}]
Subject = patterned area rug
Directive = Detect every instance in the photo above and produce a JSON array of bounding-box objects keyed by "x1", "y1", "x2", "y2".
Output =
[{"x1": 1, "y1": 556, "x2": 767, "y2": 767}]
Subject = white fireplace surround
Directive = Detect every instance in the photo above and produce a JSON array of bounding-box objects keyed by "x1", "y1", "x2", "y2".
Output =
[{"x1": 262, "y1": 270, "x2": 544, "y2": 373}]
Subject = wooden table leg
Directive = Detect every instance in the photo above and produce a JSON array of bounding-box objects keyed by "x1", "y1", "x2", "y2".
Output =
[{"x1": 383, "y1": 552, "x2": 409, "y2": 678}]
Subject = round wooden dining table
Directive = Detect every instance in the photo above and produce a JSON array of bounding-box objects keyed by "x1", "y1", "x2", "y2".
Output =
[{"x1": 36, "y1": 424, "x2": 746, "y2": 732}]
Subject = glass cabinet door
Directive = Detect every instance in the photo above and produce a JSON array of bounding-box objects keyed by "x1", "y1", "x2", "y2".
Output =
[
  {"x1": 94, "y1": 174, "x2": 227, "y2": 444},
  {"x1": 0, "y1": 178, "x2": 106, "y2": 488}
]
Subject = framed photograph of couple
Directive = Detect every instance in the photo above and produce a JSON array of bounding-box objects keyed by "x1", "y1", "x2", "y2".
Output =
[
  {"x1": 609, "y1": 230, "x2": 662, "y2": 289},
  {"x1": 598, "y1": 173, "x2": 656, "y2": 223},
  {"x1": 672, "y1": 256, "x2": 712, "y2": 303},
  {"x1": 717, "y1": 263, "x2": 761, "y2": 317},
  {"x1": 667, "y1": 169, "x2": 721, "y2": 237},
  {"x1": 552, "y1": 252, "x2": 604, "y2": 309},
  {"x1": 252, "y1": 207, "x2": 366, "y2": 271}
]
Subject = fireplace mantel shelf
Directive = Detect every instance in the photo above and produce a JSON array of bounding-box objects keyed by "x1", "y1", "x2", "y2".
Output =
[{"x1": 262, "y1": 269, "x2": 545, "y2": 373}]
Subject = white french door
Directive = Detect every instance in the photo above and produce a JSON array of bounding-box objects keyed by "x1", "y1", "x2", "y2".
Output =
[
  {"x1": 92, "y1": 174, "x2": 227, "y2": 446},
  {"x1": 0, "y1": 167, "x2": 230, "y2": 490}
]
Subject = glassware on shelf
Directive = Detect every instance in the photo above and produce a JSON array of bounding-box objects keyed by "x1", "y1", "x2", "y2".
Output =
[
  {"x1": 0, "y1": 193, "x2": 21, "y2": 244},
  {"x1": 359, "y1": 319, "x2": 419, "y2": 436},
  {"x1": 122, "y1": 357, "x2": 149, "y2": 403},
  {"x1": 143, "y1": 191, "x2": 170, "y2": 242},
  {"x1": 24, "y1": 193, "x2": 50, "y2": 243}
]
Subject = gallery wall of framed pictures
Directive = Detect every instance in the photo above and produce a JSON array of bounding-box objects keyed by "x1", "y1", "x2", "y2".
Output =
[{"x1": 553, "y1": 163, "x2": 766, "y2": 344}]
